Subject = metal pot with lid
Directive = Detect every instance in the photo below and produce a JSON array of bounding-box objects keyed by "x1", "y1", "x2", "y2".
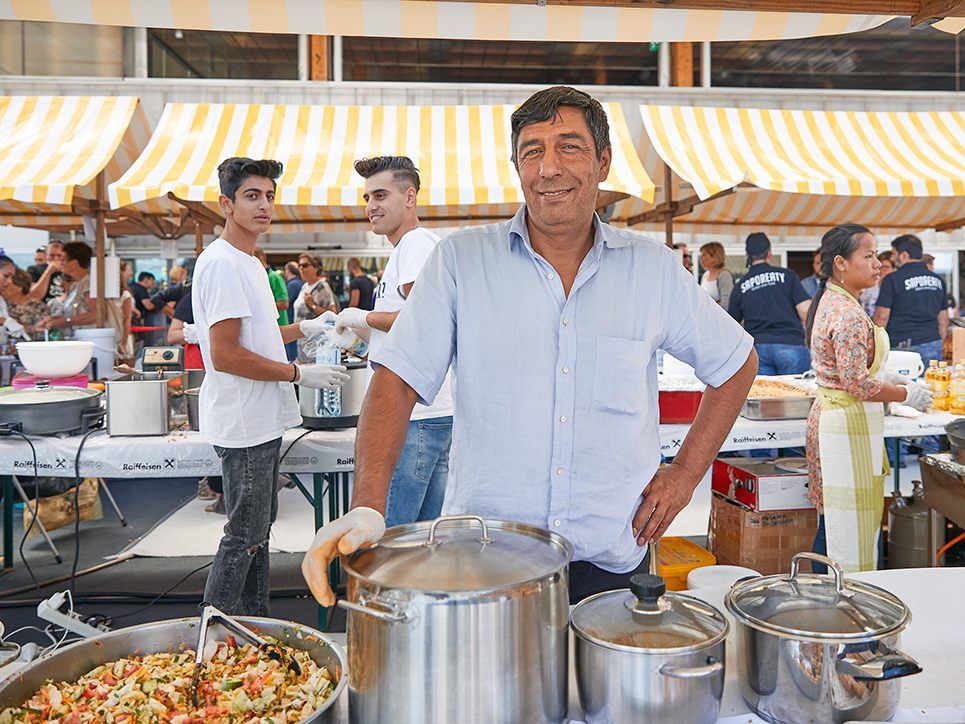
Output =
[
  {"x1": 0, "y1": 384, "x2": 104, "y2": 436},
  {"x1": 725, "y1": 552, "x2": 921, "y2": 724},
  {"x1": 339, "y1": 515, "x2": 571, "y2": 724},
  {"x1": 571, "y1": 572, "x2": 728, "y2": 724}
]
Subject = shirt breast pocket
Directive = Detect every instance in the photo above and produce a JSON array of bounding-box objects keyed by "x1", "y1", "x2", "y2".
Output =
[{"x1": 592, "y1": 336, "x2": 649, "y2": 416}]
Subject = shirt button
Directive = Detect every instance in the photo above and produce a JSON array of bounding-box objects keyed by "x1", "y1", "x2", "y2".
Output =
[
  {"x1": 560, "y1": 415, "x2": 567, "y2": 423},
  {"x1": 547, "y1": 272, "x2": 554, "y2": 280},
  {"x1": 562, "y1": 318, "x2": 569, "y2": 326},
  {"x1": 553, "y1": 519, "x2": 561, "y2": 528},
  {"x1": 562, "y1": 366, "x2": 569, "y2": 374},
  {"x1": 557, "y1": 467, "x2": 564, "y2": 476}
]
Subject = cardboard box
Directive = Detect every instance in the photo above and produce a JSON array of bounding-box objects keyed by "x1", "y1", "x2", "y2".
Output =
[
  {"x1": 711, "y1": 457, "x2": 813, "y2": 512},
  {"x1": 708, "y1": 493, "x2": 818, "y2": 575},
  {"x1": 952, "y1": 327, "x2": 965, "y2": 366}
]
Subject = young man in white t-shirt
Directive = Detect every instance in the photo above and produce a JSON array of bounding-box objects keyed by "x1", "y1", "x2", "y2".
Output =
[
  {"x1": 335, "y1": 156, "x2": 453, "y2": 527},
  {"x1": 193, "y1": 157, "x2": 349, "y2": 615}
]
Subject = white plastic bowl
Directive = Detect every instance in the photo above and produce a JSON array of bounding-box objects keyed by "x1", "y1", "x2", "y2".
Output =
[
  {"x1": 687, "y1": 564, "x2": 761, "y2": 591},
  {"x1": 15, "y1": 341, "x2": 95, "y2": 378}
]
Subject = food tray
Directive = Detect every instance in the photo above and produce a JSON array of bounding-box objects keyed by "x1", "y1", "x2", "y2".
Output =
[{"x1": 741, "y1": 396, "x2": 815, "y2": 420}]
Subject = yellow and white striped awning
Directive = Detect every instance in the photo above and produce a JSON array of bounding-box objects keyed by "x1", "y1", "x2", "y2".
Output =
[
  {"x1": 631, "y1": 105, "x2": 965, "y2": 234},
  {"x1": 0, "y1": 96, "x2": 150, "y2": 230},
  {"x1": 0, "y1": 2, "x2": 920, "y2": 42},
  {"x1": 109, "y1": 102, "x2": 654, "y2": 229}
]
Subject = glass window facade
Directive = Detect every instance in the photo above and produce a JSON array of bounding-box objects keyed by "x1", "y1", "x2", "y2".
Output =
[
  {"x1": 0, "y1": 21, "x2": 124, "y2": 76},
  {"x1": 147, "y1": 29, "x2": 298, "y2": 79}
]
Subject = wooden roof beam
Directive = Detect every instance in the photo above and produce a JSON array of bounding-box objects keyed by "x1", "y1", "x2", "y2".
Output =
[{"x1": 912, "y1": 0, "x2": 965, "y2": 25}]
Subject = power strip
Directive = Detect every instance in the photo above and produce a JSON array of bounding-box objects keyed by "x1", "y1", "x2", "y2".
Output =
[{"x1": 37, "y1": 592, "x2": 111, "y2": 639}]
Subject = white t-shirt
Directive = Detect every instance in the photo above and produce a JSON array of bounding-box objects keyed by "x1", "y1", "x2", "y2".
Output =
[
  {"x1": 371, "y1": 227, "x2": 453, "y2": 421},
  {"x1": 193, "y1": 238, "x2": 301, "y2": 448}
]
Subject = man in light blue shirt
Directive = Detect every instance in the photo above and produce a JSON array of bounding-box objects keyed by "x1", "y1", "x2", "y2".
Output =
[{"x1": 302, "y1": 86, "x2": 758, "y2": 608}]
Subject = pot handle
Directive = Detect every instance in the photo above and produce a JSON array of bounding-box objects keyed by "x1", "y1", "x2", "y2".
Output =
[
  {"x1": 790, "y1": 552, "x2": 846, "y2": 594},
  {"x1": 424, "y1": 515, "x2": 491, "y2": 546},
  {"x1": 837, "y1": 650, "x2": 922, "y2": 681},
  {"x1": 659, "y1": 658, "x2": 724, "y2": 679},
  {"x1": 338, "y1": 596, "x2": 415, "y2": 624}
]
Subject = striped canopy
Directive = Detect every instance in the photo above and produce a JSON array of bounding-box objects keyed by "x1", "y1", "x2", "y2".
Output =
[
  {"x1": 630, "y1": 105, "x2": 965, "y2": 234},
  {"x1": 0, "y1": 96, "x2": 150, "y2": 230},
  {"x1": 0, "y1": 2, "x2": 923, "y2": 42},
  {"x1": 109, "y1": 102, "x2": 655, "y2": 230}
]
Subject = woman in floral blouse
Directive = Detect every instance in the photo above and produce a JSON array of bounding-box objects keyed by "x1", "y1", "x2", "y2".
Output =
[
  {"x1": 804, "y1": 224, "x2": 932, "y2": 573},
  {"x1": 2, "y1": 268, "x2": 49, "y2": 338}
]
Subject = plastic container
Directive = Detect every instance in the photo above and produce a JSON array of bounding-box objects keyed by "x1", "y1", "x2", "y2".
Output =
[
  {"x1": 656, "y1": 537, "x2": 717, "y2": 591},
  {"x1": 687, "y1": 564, "x2": 761, "y2": 590},
  {"x1": 658, "y1": 391, "x2": 703, "y2": 424},
  {"x1": 14, "y1": 341, "x2": 94, "y2": 378},
  {"x1": 12, "y1": 373, "x2": 89, "y2": 389},
  {"x1": 72, "y1": 327, "x2": 116, "y2": 380}
]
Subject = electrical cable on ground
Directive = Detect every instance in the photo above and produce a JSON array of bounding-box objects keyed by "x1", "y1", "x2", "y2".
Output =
[
  {"x1": 109, "y1": 561, "x2": 213, "y2": 624},
  {"x1": 3, "y1": 430, "x2": 42, "y2": 590}
]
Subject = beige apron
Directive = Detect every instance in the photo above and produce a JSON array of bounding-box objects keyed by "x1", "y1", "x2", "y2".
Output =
[{"x1": 816, "y1": 284, "x2": 890, "y2": 573}]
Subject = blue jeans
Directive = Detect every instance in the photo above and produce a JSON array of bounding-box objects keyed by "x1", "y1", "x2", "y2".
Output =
[
  {"x1": 755, "y1": 343, "x2": 811, "y2": 376},
  {"x1": 204, "y1": 437, "x2": 281, "y2": 616},
  {"x1": 285, "y1": 340, "x2": 298, "y2": 362},
  {"x1": 385, "y1": 417, "x2": 453, "y2": 528},
  {"x1": 908, "y1": 339, "x2": 944, "y2": 367}
]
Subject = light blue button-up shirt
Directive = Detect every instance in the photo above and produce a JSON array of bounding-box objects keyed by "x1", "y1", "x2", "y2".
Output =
[{"x1": 373, "y1": 206, "x2": 753, "y2": 572}]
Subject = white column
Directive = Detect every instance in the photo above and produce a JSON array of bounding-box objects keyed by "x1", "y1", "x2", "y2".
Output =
[
  {"x1": 701, "y1": 41, "x2": 711, "y2": 88},
  {"x1": 297, "y1": 34, "x2": 308, "y2": 81},
  {"x1": 134, "y1": 27, "x2": 148, "y2": 78},
  {"x1": 333, "y1": 35, "x2": 343, "y2": 82},
  {"x1": 658, "y1": 42, "x2": 670, "y2": 88}
]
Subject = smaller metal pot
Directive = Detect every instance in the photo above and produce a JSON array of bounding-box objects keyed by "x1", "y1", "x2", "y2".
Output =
[
  {"x1": 571, "y1": 573, "x2": 728, "y2": 724},
  {"x1": 185, "y1": 388, "x2": 200, "y2": 431}
]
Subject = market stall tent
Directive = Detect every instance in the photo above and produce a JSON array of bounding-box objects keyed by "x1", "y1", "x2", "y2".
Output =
[
  {"x1": 628, "y1": 105, "x2": 965, "y2": 237},
  {"x1": 108, "y1": 101, "x2": 655, "y2": 233}
]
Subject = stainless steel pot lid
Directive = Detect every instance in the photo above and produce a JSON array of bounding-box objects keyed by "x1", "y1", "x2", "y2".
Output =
[
  {"x1": 725, "y1": 553, "x2": 910, "y2": 642},
  {"x1": 344, "y1": 515, "x2": 572, "y2": 592},
  {"x1": 571, "y1": 574, "x2": 728, "y2": 653},
  {"x1": 0, "y1": 387, "x2": 100, "y2": 405}
]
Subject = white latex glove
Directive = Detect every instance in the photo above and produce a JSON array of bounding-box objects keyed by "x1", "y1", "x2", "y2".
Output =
[
  {"x1": 299, "y1": 310, "x2": 337, "y2": 338},
  {"x1": 3, "y1": 318, "x2": 28, "y2": 340},
  {"x1": 335, "y1": 307, "x2": 370, "y2": 335},
  {"x1": 182, "y1": 322, "x2": 198, "y2": 345},
  {"x1": 295, "y1": 362, "x2": 349, "y2": 390},
  {"x1": 877, "y1": 370, "x2": 912, "y2": 387},
  {"x1": 900, "y1": 382, "x2": 933, "y2": 413},
  {"x1": 302, "y1": 507, "x2": 385, "y2": 607}
]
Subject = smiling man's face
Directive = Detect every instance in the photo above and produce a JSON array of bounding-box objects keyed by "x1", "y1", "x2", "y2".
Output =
[
  {"x1": 363, "y1": 170, "x2": 414, "y2": 239},
  {"x1": 514, "y1": 105, "x2": 611, "y2": 238}
]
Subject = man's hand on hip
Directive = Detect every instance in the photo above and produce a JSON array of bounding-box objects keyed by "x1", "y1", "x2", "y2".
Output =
[
  {"x1": 301, "y1": 507, "x2": 386, "y2": 607},
  {"x1": 299, "y1": 310, "x2": 337, "y2": 339},
  {"x1": 295, "y1": 363, "x2": 349, "y2": 390},
  {"x1": 335, "y1": 308, "x2": 370, "y2": 335},
  {"x1": 632, "y1": 463, "x2": 698, "y2": 545}
]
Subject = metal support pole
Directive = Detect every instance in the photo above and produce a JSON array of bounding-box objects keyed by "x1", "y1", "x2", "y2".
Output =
[
  {"x1": 701, "y1": 41, "x2": 711, "y2": 88},
  {"x1": 3, "y1": 476, "x2": 12, "y2": 571},
  {"x1": 297, "y1": 34, "x2": 309, "y2": 81},
  {"x1": 314, "y1": 472, "x2": 327, "y2": 630},
  {"x1": 332, "y1": 36, "x2": 343, "y2": 82},
  {"x1": 95, "y1": 173, "x2": 107, "y2": 328},
  {"x1": 658, "y1": 43, "x2": 670, "y2": 88}
]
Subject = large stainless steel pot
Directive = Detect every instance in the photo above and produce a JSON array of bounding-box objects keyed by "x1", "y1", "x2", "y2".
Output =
[
  {"x1": 572, "y1": 572, "x2": 728, "y2": 724},
  {"x1": 0, "y1": 616, "x2": 347, "y2": 722},
  {"x1": 0, "y1": 385, "x2": 103, "y2": 435},
  {"x1": 725, "y1": 552, "x2": 921, "y2": 724},
  {"x1": 339, "y1": 515, "x2": 572, "y2": 724}
]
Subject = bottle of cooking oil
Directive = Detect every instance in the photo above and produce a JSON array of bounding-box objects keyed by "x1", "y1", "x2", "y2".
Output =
[
  {"x1": 925, "y1": 359, "x2": 939, "y2": 395},
  {"x1": 952, "y1": 365, "x2": 965, "y2": 416},
  {"x1": 935, "y1": 361, "x2": 951, "y2": 411}
]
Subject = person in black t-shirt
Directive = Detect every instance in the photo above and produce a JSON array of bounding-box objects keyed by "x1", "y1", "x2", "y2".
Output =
[
  {"x1": 346, "y1": 257, "x2": 375, "y2": 311},
  {"x1": 873, "y1": 234, "x2": 947, "y2": 363},
  {"x1": 27, "y1": 240, "x2": 67, "y2": 303},
  {"x1": 728, "y1": 232, "x2": 812, "y2": 375},
  {"x1": 129, "y1": 271, "x2": 156, "y2": 318}
]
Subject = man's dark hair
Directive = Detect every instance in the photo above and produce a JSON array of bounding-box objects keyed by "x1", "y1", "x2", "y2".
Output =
[
  {"x1": 285, "y1": 261, "x2": 299, "y2": 276},
  {"x1": 894, "y1": 234, "x2": 923, "y2": 260},
  {"x1": 217, "y1": 157, "x2": 283, "y2": 201},
  {"x1": 35, "y1": 247, "x2": 46, "y2": 253},
  {"x1": 138, "y1": 271, "x2": 156, "y2": 283},
  {"x1": 62, "y1": 241, "x2": 92, "y2": 270},
  {"x1": 353, "y1": 156, "x2": 420, "y2": 194},
  {"x1": 510, "y1": 86, "x2": 610, "y2": 164}
]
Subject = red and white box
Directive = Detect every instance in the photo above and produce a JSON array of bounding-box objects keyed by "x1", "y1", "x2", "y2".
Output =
[{"x1": 711, "y1": 457, "x2": 813, "y2": 512}]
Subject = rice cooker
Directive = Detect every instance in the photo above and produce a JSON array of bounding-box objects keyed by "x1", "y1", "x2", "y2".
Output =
[{"x1": 299, "y1": 358, "x2": 368, "y2": 429}]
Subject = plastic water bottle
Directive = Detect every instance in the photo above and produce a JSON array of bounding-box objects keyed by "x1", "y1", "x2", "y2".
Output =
[{"x1": 313, "y1": 326, "x2": 342, "y2": 418}]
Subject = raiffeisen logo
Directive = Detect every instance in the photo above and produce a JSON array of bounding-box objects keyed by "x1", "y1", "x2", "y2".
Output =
[{"x1": 121, "y1": 462, "x2": 162, "y2": 472}]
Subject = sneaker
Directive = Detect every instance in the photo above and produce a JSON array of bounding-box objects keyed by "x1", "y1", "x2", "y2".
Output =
[
  {"x1": 197, "y1": 478, "x2": 217, "y2": 501},
  {"x1": 205, "y1": 494, "x2": 226, "y2": 515}
]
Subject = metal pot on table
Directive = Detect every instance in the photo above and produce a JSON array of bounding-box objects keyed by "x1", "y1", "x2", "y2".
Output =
[
  {"x1": 0, "y1": 385, "x2": 104, "y2": 436},
  {"x1": 944, "y1": 418, "x2": 965, "y2": 464},
  {"x1": 339, "y1": 515, "x2": 571, "y2": 724},
  {"x1": 725, "y1": 552, "x2": 921, "y2": 724},
  {"x1": 571, "y1": 572, "x2": 728, "y2": 724}
]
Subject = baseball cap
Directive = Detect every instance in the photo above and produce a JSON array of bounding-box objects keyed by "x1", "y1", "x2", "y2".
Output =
[{"x1": 745, "y1": 232, "x2": 771, "y2": 258}]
